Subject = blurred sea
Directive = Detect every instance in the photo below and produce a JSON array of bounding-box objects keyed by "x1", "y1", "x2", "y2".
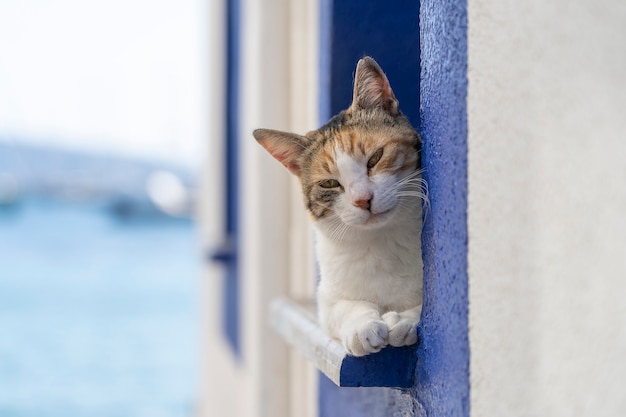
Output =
[{"x1": 0, "y1": 198, "x2": 201, "y2": 417}]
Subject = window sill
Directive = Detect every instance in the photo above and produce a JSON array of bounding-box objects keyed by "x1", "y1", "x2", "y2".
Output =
[{"x1": 270, "y1": 297, "x2": 417, "y2": 388}]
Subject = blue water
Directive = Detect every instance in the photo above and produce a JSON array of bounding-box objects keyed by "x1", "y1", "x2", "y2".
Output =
[{"x1": 0, "y1": 199, "x2": 201, "y2": 417}]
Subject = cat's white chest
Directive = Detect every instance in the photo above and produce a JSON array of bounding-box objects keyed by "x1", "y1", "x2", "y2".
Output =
[{"x1": 316, "y1": 218, "x2": 422, "y2": 313}]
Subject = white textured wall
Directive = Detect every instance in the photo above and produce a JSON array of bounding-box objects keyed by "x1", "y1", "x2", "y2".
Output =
[{"x1": 468, "y1": 1, "x2": 626, "y2": 416}]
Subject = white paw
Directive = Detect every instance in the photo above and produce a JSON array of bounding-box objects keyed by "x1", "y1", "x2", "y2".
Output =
[
  {"x1": 341, "y1": 319, "x2": 388, "y2": 357},
  {"x1": 382, "y1": 311, "x2": 419, "y2": 347}
]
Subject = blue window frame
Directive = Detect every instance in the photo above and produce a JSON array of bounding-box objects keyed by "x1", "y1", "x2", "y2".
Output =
[
  {"x1": 223, "y1": 0, "x2": 241, "y2": 357},
  {"x1": 318, "y1": 0, "x2": 421, "y2": 408},
  {"x1": 209, "y1": 0, "x2": 241, "y2": 357},
  {"x1": 319, "y1": 0, "x2": 421, "y2": 129}
]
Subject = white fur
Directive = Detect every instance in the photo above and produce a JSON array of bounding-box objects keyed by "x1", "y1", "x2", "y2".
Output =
[{"x1": 315, "y1": 149, "x2": 423, "y2": 356}]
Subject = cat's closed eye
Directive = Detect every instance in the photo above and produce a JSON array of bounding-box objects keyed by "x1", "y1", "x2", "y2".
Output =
[
  {"x1": 319, "y1": 179, "x2": 341, "y2": 189},
  {"x1": 367, "y1": 148, "x2": 384, "y2": 170}
]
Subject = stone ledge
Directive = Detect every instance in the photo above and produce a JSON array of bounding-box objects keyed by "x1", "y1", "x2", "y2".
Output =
[{"x1": 270, "y1": 297, "x2": 417, "y2": 388}]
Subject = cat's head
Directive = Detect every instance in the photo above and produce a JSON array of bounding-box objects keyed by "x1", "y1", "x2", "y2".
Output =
[{"x1": 254, "y1": 57, "x2": 424, "y2": 233}]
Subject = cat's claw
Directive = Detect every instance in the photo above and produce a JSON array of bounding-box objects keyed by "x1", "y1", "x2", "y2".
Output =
[
  {"x1": 382, "y1": 312, "x2": 419, "y2": 347},
  {"x1": 342, "y1": 319, "x2": 388, "y2": 357}
]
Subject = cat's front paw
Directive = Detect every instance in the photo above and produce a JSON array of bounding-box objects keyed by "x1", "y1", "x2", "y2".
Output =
[
  {"x1": 382, "y1": 311, "x2": 419, "y2": 347},
  {"x1": 341, "y1": 319, "x2": 388, "y2": 357}
]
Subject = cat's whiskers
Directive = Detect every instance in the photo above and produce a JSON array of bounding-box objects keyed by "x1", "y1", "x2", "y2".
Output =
[
  {"x1": 388, "y1": 170, "x2": 430, "y2": 217},
  {"x1": 398, "y1": 193, "x2": 430, "y2": 211},
  {"x1": 326, "y1": 216, "x2": 350, "y2": 242},
  {"x1": 394, "y1": 170, "x2": 427, "y2": 189},
  {"x1": 392, "y1": 171, "x2": 429, "y2": 205},
  {"x1": 330, "y1": 223, "x2": 344, "y2": 242}
]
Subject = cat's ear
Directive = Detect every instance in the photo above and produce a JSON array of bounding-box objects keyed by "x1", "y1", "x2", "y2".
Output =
[
  {"x1": 350, "y1": 56, "x2": 399, "y2": 115},
  {"x1": 253, "y1": 129, "x2": 309, "y2": 176}
]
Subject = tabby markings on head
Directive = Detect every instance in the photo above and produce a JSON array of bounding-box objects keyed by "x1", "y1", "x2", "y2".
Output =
[{"x1": 253, "y1": 56, "x2": 422, "y2": 223}]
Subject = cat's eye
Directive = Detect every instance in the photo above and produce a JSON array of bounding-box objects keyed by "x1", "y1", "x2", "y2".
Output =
[
  {"x1": 367, "y1": 148, "x2": 384, "y2": 169},
  {"x1": 319, "y1": 179, "x2": 341, "y2": 189}
]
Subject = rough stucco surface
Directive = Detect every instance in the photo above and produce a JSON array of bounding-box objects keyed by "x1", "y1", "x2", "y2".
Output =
[
  {"x1": 415, "y1": 1, "x2": 470, "y2": 416},
  {"x1": 468, "y1": 1, "x2": 626, "y2": 416}
]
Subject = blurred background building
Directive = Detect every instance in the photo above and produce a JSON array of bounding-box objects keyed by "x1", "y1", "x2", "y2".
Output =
[{"x1": 0, "y1": 1, "x2": 206, "y2": 416}]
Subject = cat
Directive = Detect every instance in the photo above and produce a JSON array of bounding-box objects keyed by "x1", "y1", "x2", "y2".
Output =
[{"x1": 253, "y1": 56, "x2": 425, "y2": 357}]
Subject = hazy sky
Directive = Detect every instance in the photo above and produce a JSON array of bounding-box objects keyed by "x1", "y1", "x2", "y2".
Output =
[{"x1": 0, "y1": 0, "x2": 208, "y2": 168}]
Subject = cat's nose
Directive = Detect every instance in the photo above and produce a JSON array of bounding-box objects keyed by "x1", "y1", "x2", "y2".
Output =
[
  {"x1": 350, "y1": 186, "x2": 372, "y2": 211},
  {"x1": 353, "y1": 198, "x2": 371, "y2": 211}
]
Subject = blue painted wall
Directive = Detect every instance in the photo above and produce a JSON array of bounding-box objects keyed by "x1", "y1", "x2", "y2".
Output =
[
  {"x1": 318, "y1": 0, "x2": 420, "y2": 128},
  {"x1": 318, "y1": 0, "x2": 469, "y2": 416},
  {"x1": 415, "y1": 0, "x2": 469, "y2": 416}
]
